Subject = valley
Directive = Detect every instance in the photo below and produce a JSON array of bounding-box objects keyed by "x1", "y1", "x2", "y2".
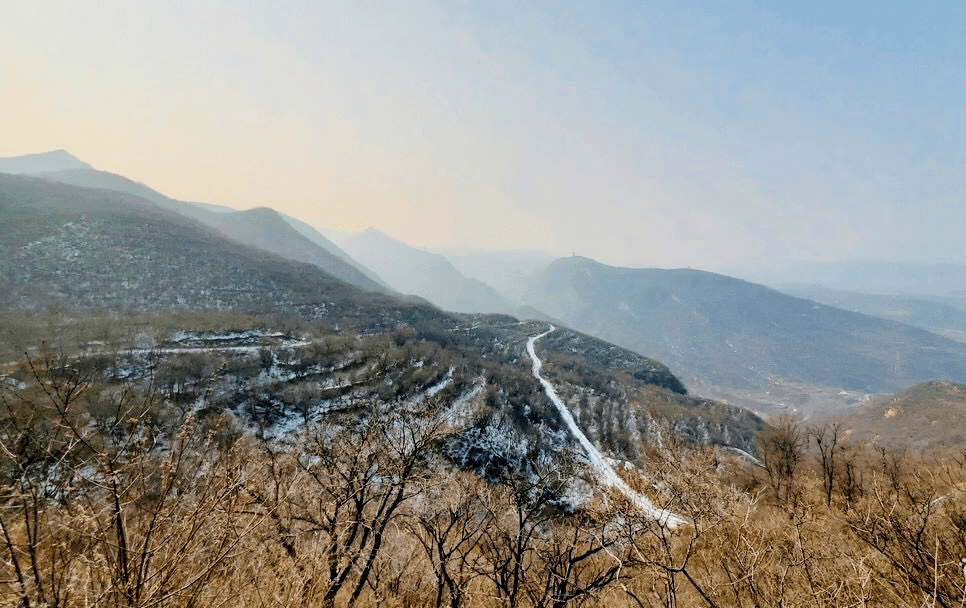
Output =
[
  {"x1": 2, "y1": 151, "x2": 965, "y2": 606},
  {"x1": 6, "y1": 150, "x2": 964, "y2": 447}
]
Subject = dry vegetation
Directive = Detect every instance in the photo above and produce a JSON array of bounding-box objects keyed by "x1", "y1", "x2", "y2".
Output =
[{"x1": 2, "y1": 349, "x2": 966, "y2": 608}]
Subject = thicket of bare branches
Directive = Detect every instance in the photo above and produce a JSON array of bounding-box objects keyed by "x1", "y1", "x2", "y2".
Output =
[{"x1": 2, "y1": 353, "x2": 965, "y2": 608}]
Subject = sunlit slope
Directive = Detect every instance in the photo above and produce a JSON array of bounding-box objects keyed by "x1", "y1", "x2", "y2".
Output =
[{"x1": 831, "y1": 380, "x2": 966, "y2": 452}]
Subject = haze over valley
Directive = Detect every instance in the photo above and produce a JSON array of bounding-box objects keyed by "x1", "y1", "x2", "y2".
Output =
[
  {"x1": 3, "y1": 2, "x2": 966, "y2": 606},
  {"x1": 4, "y1": 146, "x2": 966, "y2": 606}
]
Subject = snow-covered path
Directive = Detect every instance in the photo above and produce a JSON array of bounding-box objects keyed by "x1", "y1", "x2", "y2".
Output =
[{"x1": 527, "y1": 327, "x2": 686, "y2": 528}]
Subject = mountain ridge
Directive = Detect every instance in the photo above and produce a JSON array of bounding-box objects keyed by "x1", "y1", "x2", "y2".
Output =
[
  {"x1": 335, "y1": 227, "x2": 521, "y2": 315},
  {"x1": 0, "y1": 172, "x2": 770, "y2": 466},
  {"x1": 523, "y1": 255, "x2": 966, "y2": 414},
  {"x1": 0, "y1": 153, "x2": 385, "y2": 293},
  {"x1": 0, "y1": 149, "x2": 93, "y2": 174}
]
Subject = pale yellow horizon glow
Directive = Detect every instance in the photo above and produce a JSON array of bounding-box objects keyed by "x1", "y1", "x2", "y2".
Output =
[
  {"x1": 3, "y1": 0, "x2": 965, "y2": 270},
  {"x1": 1, "y1": 1, "x2": 566, "y2": 256}
]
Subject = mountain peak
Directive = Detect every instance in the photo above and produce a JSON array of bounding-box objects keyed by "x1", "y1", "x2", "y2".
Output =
[
  {"x1": 0, "y1": 149, "x2": 93, "y2": 174},
  {"x1": 237, "y1": 206, "x2": 282, "y2": 221},
  {"x1": 361, "y1": 226, "x2": 391, "y2": 239},
  {"x1": 358, "y1": 227, "x2": 411, "y2": 247}
]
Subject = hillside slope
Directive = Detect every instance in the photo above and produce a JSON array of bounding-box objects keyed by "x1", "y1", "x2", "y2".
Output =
[
  {"x1": 280, "y1": 213, "x2": 388, "y2": 287},
  {"x1": 0, "y1": 153, "x2": 385, "y2": 292},
  {"x1": 210, "y1": 207, "x2": 389, "y2": 293},
  {"x1": 777, "y1": 284, "x2": 966, "y2": 343},
  {"x1": 1, "y1": 174, "x2": 764, "y2": 463},
  {"x1": 524, "y1": 256, "x2": 966, "y2": 410},
  {"x1": 830, "y1": 380, "x2": 966, "y2": 452},
  {"x1": 0, "y1": 174, "x2": 403, "y2": 326},
  {"x1": 337, "y1": 228, "x2": 518, "y2": 315}
]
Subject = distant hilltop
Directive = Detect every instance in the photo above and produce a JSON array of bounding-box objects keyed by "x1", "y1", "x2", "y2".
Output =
[{"x1": 0, "y1": 149, "x2": 93, "y2": 174}]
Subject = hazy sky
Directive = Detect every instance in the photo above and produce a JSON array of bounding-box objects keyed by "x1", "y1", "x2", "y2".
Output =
[{"x1": 3, "y1": 1, "x2": 965, "y2": 270}]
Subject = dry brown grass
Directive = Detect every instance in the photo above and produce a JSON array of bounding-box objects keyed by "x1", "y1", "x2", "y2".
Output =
[{"x1": 2, "y1": 360, "x2": 965, "y2": 608}]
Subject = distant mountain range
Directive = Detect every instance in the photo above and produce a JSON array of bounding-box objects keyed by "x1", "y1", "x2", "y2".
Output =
[
  {"x1": 520, "y1": 256, "x2": 966, "y2": 412},
  {"x1": 321, "y1": 233, "x2": 966, "y2": 417},
  {"x1": 1, "y1": 166, "x2": 767, "y2": 466},
  {"x1": 0, "y1": 151, "x2": 385, "y2": 293},
  {"x1": 728, "y1": 259, "x2": 966, "y2": 298},
  {"x1": 329, "y1": 227, "x2": 521, "y2": 316},
  {"x1": 433, "y1": 246, "x2": 557, "y2": 303},
  {"x1": 0, "y1": 149, "x2": 93, "y2": 174},
  {"x1": 6, "y1": 150, "x2": 966, "y2": 429},
  {"x1": 776, "y1": 284, "x2": 966, "y2": 343}
]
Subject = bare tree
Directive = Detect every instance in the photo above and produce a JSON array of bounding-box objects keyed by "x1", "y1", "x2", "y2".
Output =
[
  {"x1": 530, "y1": 495, "x2": 641, "y2": 608},
  {"x1": 473, "y1": 450, "x2": 571, "y2": 608},
  {"x1": 0, "y1": 351, "x2": 94, "y2": 607},
  {"x1": 407, "y1": 471, "x2": 493, "y2": 608},
  {"x1": 846, "y1": 453, "x2": 966, "y2": 607},
  {"x1": 247, "y1": 398, "x2": 452, "y2": 608},
  {"x1": 809, "y1": 423, "x2": 842, "y2": 507},
  {"x1": 759, "y1": 416, "x2": 803, "y2": 507},
  {"x1": 0, "y1": 349, "x2": 253, "y2": 608}
]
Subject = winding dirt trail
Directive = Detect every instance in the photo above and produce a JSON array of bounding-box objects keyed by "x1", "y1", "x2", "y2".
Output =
[{"x1": 527, "y1": 326, "x2": 686, "y2": 527}]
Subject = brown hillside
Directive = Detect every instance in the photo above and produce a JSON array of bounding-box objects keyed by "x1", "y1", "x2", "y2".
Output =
[{"x1": 834, "y1": 380, "x2": 966, "y2": 452}]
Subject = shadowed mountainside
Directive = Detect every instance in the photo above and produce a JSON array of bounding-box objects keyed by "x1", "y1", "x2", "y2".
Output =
[
  {"x1": 0, "y1": 174, "x2": 407, "y2": 327},
  {"x1": 0, "y1": 152, "x2": 384, "y2": 292},
  {"x1": 523, "y1": 256, "x2": 966, "y2": 405},
  {"x1": 776, "y1": 284, "x2": 966, "y2": 343}
]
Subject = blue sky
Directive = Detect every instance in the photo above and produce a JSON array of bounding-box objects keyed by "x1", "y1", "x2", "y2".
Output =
[{"x1": 3, "y1": 1, "x2": 964, "y2": 269}]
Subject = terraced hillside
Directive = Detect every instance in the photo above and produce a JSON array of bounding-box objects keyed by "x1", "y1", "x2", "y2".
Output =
[{"x1": 0, "y1": 173, "x2": 763, "y2": 471}]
